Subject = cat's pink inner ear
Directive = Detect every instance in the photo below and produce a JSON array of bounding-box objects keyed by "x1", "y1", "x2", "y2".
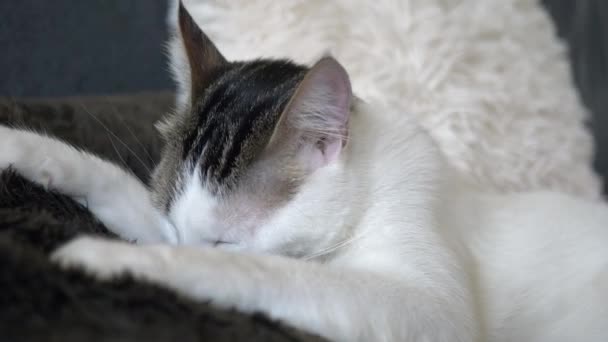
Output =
[{"x1": 287, "y1": 57, "x2": 353, "y2": 169}]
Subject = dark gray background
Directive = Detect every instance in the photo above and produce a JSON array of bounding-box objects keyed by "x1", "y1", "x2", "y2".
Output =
[
  {"x1": 1, "y1": 0, "x2": 607, "y2": 191},
  {"x1": 0, "y1": 1, "x2": 171, "y2": 97},
  {"x1": 542, "y1": 1, "x2": 608, "y2": 193}
]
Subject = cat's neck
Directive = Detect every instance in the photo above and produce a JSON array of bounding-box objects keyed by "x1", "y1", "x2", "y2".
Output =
[{"x1": 320, "y1": 100, "x2": 451, "y2": 266}]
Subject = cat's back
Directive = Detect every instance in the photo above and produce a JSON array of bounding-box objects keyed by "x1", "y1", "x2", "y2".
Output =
[{"x1": 461, "y1": 191, "x2": 608, "y2": 341}]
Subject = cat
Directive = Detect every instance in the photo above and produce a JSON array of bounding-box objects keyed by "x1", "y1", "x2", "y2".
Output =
[{"x1": 1, "y1": 2, "x2": 607, "y2": 341}]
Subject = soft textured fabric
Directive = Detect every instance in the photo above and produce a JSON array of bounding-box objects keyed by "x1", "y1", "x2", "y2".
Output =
[{"x1": 173, "y1": 0, "x2": 601, "y2": 198}]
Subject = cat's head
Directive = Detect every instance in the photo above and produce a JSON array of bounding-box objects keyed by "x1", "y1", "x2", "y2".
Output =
[{"x1": 151, "y1": 2, "x2": 354, "y2": 257}]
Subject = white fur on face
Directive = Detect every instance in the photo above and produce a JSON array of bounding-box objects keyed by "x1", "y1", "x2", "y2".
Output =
[
  {"x1": 252, "y1": 162, "x2": 354, "y2": 258},
  {"x1": 169, "y1": 171, "x2": 221, "y2": 245},
  {"x1": 168, "y1": 158, "x2": 353, "y2": 257},
  {"x1": 168, "y1": 169, "x2": 271, "y2": 249}
]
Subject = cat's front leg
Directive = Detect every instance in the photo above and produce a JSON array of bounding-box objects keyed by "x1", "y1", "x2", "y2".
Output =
[
  {"x1": 0, "y1": 125, "x2": 178, "y2": 244},
  {"x1": 52, "y1": 236, "x2": 477, "y2": 342},
  {"x1": 0, "y1": 127, "x2": 67, "y2": 191}
]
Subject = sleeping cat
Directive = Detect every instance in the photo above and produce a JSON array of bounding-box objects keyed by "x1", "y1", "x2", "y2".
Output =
[{"x1": 1, "y1": 2, "x2": 607, "y2": 341}]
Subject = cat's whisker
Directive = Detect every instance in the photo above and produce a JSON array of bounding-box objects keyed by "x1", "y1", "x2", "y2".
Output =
[
  {"x1": 302, "y1": 228, "x2": 371, "y2": 261},
  {"x1": 79, "y1": 103, "x2": 152, "y2": 174},
  {"x1": 106, "y1": 132, "x2": 129, "y2": 170},
  {"x1": 108, "y1": 104, "x2": 157, "y2": 168},
  {"x1": 301, "y1": 236, "x2": 356, "y2": 261}
]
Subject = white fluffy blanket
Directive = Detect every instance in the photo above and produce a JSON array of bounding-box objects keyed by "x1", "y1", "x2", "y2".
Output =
[{"x1": 171, "y1": 0, "x2": 600, "y2": 198}]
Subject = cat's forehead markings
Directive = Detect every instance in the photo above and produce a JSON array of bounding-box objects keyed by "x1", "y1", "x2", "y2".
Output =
[{"x1": 181, "y1": 60, "x2": 307, "y2": 193}]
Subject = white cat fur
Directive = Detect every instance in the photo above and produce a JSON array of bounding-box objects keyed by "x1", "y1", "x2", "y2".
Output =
[
  {"x1": 2, "y1": 96, "x2": 607, "y2": 341},
  {"x1": 1, "y1": 1, "x2": 607, "y2": 341}
]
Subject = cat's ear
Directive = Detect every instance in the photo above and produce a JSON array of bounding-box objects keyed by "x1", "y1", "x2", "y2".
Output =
[
  {"x1": 177, "y1": 1, "x2": 227, "y2": 105},
  {"x1": 272, "y1": 57, "x2": 352, "y2": 171}
]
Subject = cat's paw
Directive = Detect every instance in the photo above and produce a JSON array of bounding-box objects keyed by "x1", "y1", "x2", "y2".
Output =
[
  {"x1": 0, "y1": 126, "x2": 84, "y2": 196},
  {"x1": 29, "y1": 157, "x2": 59, "y2": 189},
  {"x1": 51, "y1": 236, "x2": 161, "y2": 280},
  {"x1": 0, "y1": 128, "x2": 60, "y2": 188}
]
